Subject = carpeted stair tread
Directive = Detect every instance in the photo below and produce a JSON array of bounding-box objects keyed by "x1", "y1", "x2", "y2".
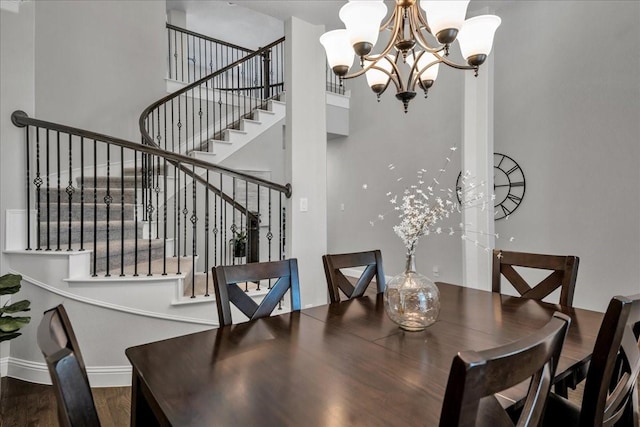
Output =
[
  {"x1": 39, "y1": 202, "x2": 137, "y2": 221},
  {"x1": 38, "y1": 220, "x2": 143, "y2": 245}
]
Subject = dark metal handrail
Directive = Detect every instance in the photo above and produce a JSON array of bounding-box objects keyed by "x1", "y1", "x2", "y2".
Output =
[
  {"x1": 166, "y1": 24, "x2": 256, "y2": 84},
  {"x1": 13, "y1": 110, "x2": 291, "y2": 297},
  {"x1": 166, "y1": 24, "x2": 254, "y2": 54},
  {"x1": 13, "y1": 111, "x2": 290, "y2": 196},
  {"x1": 142, "y1": 36, "x2": 285, "y2": 129}
]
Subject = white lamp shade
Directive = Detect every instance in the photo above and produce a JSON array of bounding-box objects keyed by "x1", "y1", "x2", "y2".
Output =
[
  {"x1": 339, "y1": 1, "x2": 387, "y2": 49},
  {"x1": 420, "y1": 0, "x2": 470, "y2": 35},
  {"x1": 406, "y1": 51, "x2": 440, "y2": 82},
  {"x1": 364, "y1": 54, "x2": 393, "y2": 88},
  {"x1": 319, "y1": 30, "x2": 355, "y2": 71},
  {"x1": 457, "y1": 15, "x2": 501, "y2": 60}
]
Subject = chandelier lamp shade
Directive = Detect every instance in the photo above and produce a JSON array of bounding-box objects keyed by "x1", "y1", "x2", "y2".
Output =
[{"x1": 320, "y1": 0, "x2": 501, "y2": 112}]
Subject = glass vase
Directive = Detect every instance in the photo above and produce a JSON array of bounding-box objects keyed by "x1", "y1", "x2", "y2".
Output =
[{"x1": 384, "y1": 253, "x2": 440, "y2": 331}]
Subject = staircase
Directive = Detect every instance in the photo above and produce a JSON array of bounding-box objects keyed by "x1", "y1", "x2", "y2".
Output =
[{"x1": 3, "y1": 20, "x2": 348, "y2": 386}]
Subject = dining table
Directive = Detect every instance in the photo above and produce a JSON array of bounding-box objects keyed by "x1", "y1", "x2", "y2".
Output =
[{"x1": 125, "y1": 282, "x2": 604, "y2": 426}]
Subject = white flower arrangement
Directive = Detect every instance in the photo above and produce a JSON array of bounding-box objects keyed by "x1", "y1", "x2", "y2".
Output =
[{"x1": 366, "y1": 146, "x2": 504, "y2": 255}]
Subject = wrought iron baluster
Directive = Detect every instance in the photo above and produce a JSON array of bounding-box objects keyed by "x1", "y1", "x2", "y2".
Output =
[
  {"x1": 92, "y1": 139, "x2": 97, "y2": 276},
  {"x1": 155, "y1": 140, "x2": 160, "y2": 241},
  {"x1": 35, "y1": 127, "x2": 42, "y2": 250},
  {"x1": 167, "y1": 28, "x2": 172, "y2": 80},
  {"x1": 105, "y1": 143, "x2": 111, "y2": 277},
  {"x1": 163, "y1": 108, "x2": 168, "y2": 276},
  {"x1": 222, "y1": 173, "x2": 226, "y2": 265},
  {"x1": 134, "y1": 149, "x2": 139, "y2": 277},
  {"x1": 80, "y1": 137, "x2": 84, "y2": 250},
  {"x1": 204, "y1": 169, "x2": 210, "y2": 296},
  {"x1": 56, "y1": 131, "x2": 61, "y2": 251},
  {"x1": 147, "y1": 154, "x2": 154, "y2": 277},
  {"x1": 120, "y1": 146, "x2": 125, "y2": 277},
  {"x1": 190, "y1": 164, "x2": 197, "y2": 298},
  {"x1": 176, "y1": 165, "x2": 181, "y2": 275},
  {"x1": 182, "y1": 168, "x2": 187, "y2": 263},
  {"x1": 45, "y1": 129, "x2": 51, "y2": 250},
  {"x1": 268, "y1": 190, "x2": 272, "y2": 263},
  {"x1": 25, "y1": 126, "x2": 31, "y2": 250},
  {"x1": 171, "y1": 99, "x2": 177, "y2": 258},
  {"x1": 67, "y1": 133, "x2": 74, "y2": 251}
]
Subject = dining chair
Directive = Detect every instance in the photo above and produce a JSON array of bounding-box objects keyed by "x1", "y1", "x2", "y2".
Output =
[
  {"x1": 37, "y1": 304, "x2": 101, "y2": 427},
  {"x1": 543, "y1": 294, "x2": 640, "y2": 427},
  {"x1": 439, "y1": 312, "x2": 571, "y2": 427},
  {"x1": 322, "y1": 249, "x2": 385, "y2": 303},
  {"x1": 492, "y1": 249, "x2": 580, "y2": 397},
  {"x1": 212, "y1": 258, "x2": 301, "y2": 326},
  {"x1": 492, "y1": 249, "x2": 579, "y2": 307}
]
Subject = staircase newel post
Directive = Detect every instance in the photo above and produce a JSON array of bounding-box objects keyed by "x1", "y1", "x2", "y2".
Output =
[{"x1": 262, "y1": 48, "x2": 271, "y2": 100}]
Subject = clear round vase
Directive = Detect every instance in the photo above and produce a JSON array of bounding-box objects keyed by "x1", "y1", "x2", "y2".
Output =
[{"x1": 384, "y1": 253, "x2": 440, "y2": 331}]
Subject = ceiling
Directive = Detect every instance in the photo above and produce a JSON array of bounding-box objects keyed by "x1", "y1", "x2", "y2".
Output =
[{"x1": 166, "y1": 0, "x2": 505, "y2": 50}]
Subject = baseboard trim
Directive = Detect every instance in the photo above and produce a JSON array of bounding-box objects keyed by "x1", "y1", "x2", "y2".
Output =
[
  {"x1": 10, "y1": 269, "x2": 218, "y2": 326},
  {"x1": 1, "y1": 356, "x2": 8, "y2": 377},
  {"x1": 3, "y1": 357, "x2": 132, "y2": 387}
]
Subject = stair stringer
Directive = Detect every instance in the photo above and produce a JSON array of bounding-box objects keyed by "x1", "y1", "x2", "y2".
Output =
[
  {"x1": 190, "y1": 99, "x2": 285, "y2": 165},
  {"x1": 1, "y1": 249, "x2": 293, "y2": 386}
]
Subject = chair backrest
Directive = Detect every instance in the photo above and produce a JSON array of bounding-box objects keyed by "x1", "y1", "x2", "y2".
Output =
[
  {"x1": 37, "y1": 305, "x2": 101, "y2": 427},
  {"x1": 492, "y1": 249, "x2": 579, "y2": 307},
  {"x1": 322, "y1": 250, "x2": 385, "y2": 303},
  {"x1": 579, "y1": 294, "x2": 640, "y2": 427},
  {"x1": 212, "y1": 258, "x2": 301, "y2": 326},
  {"x1": 440, "y1": 312, "x2": 571, "y2": 427}
]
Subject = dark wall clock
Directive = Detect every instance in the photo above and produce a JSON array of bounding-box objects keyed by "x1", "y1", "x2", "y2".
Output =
[{"x1": 456, "y1": 152, "x2": 526, "y2": 221}]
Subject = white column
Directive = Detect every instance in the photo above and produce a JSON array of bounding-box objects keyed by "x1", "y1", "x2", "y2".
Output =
[
  {"x1": 461, "y1": 55, "x2": 495, "y2": 290},
  {"x1": 284, "y1": 17, "x2": 328, "y2": 307}
]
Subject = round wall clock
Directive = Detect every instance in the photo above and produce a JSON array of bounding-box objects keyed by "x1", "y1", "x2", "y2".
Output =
[{"x1": 456, "y1": 153, "x2": 526, "y2": 220}]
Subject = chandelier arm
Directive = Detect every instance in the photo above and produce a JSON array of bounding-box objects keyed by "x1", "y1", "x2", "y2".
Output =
[
  {"x1": 339, "y1": 62, "x2": 402, "y2": 94},
  {"x1": 408, "y1": 60, "x2": 442, "y2": 91},
  {"x1": 340, "y1": 7, "x2": 404, "y2": 81},
  {"x1": 409, "y1": 7, "x2": 477, "y2": 72},
  {"x1": 379, "y1": 4, "x2": 398, "y2": 32},
  {"x1": 410, "y1": 8, "x2": 443, "y2": 54}
]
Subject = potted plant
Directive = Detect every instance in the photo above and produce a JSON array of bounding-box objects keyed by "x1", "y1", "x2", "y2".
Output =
[
  {"x1": 230, "y1": 230, "x2": 247, "y2": 258},
  {"x1": 0, "y1": 273, "x2": 31, "y2": 343}
]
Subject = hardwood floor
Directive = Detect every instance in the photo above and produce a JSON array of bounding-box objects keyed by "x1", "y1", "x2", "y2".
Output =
[{"x1": 0, "y1": 377, "x2": 130, "y2": 427}]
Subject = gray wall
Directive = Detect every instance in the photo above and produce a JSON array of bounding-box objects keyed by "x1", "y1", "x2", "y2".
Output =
[
  {"x1": 0, "y1": 0, "x2": 36, "y2": 365},
  {"x1": 34, "y1": 0, "x2": 167, "y2": 141},
  {"x1": 327, "y1": 61, "x2": 466, "y2": 283},
  {"x1": 221, "y1": 119, "x2": 286, "y2": 185},
  {"x1": 492, "y1": 1, "x2": 640, "y2": 311}
]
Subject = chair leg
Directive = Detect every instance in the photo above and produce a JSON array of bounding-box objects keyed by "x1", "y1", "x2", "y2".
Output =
[{"x1": 554, "y1": 381, "x2": 569, "y2": 399}]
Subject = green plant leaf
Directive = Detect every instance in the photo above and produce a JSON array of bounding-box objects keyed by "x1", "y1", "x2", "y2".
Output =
[
  {"x1": 0, "y1": 300, "x2": 31, "y2": 314},
  {"x1": 0, "y1": 332, "x2": 21, "y2": 342},
  {"x1": 0, "y1": 274, "x2": 22, "y2": 295},
  {"x1": 0, "y1": 316, "x2": 30, "y2": 332}
]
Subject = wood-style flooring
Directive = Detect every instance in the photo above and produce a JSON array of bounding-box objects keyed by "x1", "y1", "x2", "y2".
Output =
[{"x1": 0, "y1": 377, "x2": 130, "y2": 427}]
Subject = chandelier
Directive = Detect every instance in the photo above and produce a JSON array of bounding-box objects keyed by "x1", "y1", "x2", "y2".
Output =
[{"x1": 320, "y1": 0, "x2": 501, "y2": 112}]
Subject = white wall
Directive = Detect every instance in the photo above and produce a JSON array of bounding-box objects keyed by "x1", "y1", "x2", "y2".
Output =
[
  {"x1": 34, "y1": 0, "x2": 167, "y2": 141},
  {"x1": 0, "y1": 0, "x2": 36, "y2": 370},
  {"x1": 491, "y1": 1, "x2": 640, "y2": 311}
]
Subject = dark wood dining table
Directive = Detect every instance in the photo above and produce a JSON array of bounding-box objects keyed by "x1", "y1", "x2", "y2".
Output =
[{"x1": 125, "y1": 282, "x2": 604, "y2": 426}]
